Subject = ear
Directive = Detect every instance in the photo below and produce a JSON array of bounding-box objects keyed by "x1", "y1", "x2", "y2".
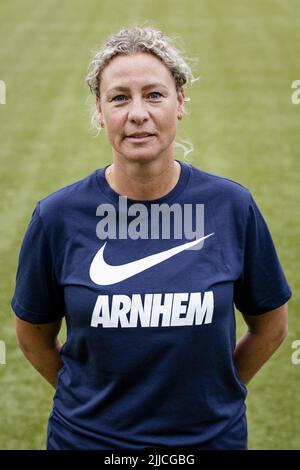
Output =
[
  {"x1": 177, "y1": 86, "x2": 185, "y2": 120},
  {"x1": 96, "y1": 96, "x2": 105, "y2": 128},
  {"x1": 96, "y1": 96, "x2": 101, "y2": 114}
]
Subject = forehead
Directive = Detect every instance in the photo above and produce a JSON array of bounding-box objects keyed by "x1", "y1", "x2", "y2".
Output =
[{"x1": 100, "y1": 52, "x2": 175, "y2": 92}]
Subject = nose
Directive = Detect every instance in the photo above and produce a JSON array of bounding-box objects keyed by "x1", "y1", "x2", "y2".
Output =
[{"x1": 127, "y1": 97, "x2": 149, "y2": 124}]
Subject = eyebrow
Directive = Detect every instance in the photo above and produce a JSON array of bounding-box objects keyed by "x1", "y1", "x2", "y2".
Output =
[{"x1": 106, "y1": 82, "x2": 169, "y2": 95}]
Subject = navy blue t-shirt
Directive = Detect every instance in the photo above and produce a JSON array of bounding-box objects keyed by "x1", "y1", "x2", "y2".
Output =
[{"x1": 11, "y1": 160, "x2": 292, "y2": 450}]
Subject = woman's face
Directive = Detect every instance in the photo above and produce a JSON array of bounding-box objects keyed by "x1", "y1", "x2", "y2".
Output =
[{"x1": 97, "y1": 52, "x2": 185, "y2": 164}]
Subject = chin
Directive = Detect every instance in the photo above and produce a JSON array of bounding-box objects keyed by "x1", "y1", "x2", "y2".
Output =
[{"x1": 120, "y1": 149, "x2": 161, "y2": 164}]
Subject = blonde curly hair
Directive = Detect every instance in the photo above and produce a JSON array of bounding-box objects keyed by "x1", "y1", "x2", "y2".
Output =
[{"x1": 85, "y1": 25, "x2": 199, "y2": 159}]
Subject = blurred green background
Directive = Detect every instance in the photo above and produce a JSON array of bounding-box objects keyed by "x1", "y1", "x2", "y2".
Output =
[{"x1": 0, "y1": 0, "x2": 299, "y2": 450}]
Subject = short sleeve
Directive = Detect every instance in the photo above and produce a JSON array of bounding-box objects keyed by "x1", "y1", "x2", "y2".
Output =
[
  {"x1": 11, "y1": 202, "x2": 65, "y2": 323},
  {"x1": 234, "y1": 195, "x2": 292, "y2": 315}
]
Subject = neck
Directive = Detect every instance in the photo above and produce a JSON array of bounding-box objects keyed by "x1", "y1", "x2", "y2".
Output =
[{"x1": 105, "y1": 156, "x2": 181, "y2": 201}]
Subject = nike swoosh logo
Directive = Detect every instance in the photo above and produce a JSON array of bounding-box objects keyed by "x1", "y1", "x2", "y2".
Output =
[{"x1": 89, "y1": 233, "x2": 214, "y2": 286}]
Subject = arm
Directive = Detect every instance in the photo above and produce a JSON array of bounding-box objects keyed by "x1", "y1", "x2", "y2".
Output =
[
  {"x1": 15, "y1": 316, "x2": 63, "y2": 389},
  {"x1": 234, "y1": 303, "x2": 288, "y2": 386}
]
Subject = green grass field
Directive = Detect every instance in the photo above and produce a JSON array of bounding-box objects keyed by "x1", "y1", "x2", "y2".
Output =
[{"x1": 1, "y1": 0, "x2": 299, "y2": 450}]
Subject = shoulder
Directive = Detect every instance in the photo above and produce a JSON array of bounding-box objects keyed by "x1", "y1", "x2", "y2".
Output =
[
  {"x1": 37, "y1": 170, "x2": 97, "y2": 220},
  {"x1": 188, "y1": 163, "x2": 251, "y2": 203}
]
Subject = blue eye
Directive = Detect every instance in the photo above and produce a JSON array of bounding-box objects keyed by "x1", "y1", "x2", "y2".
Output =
[
  {"x1": 148, "y1": 92, "x2": 162, "y2": 99},
  {"x1": 111, "y1": 92, "x2": 163, "y2": 102},
  {"x1": 112, "y1": 95, "x2": 127, "y2": 102}
]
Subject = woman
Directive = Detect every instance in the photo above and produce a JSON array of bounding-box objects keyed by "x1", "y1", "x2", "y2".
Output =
[{"x1": 11, "y1": 26, "x2": 291, "y2": 450}]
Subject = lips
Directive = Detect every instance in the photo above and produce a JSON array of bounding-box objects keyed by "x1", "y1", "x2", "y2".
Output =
[
  {"x1": 127, "y1": 133, "x2": 155, "y2": 138},
  {"x1": 126, "y1": 133, "x2": 155, "y2": 142}
]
